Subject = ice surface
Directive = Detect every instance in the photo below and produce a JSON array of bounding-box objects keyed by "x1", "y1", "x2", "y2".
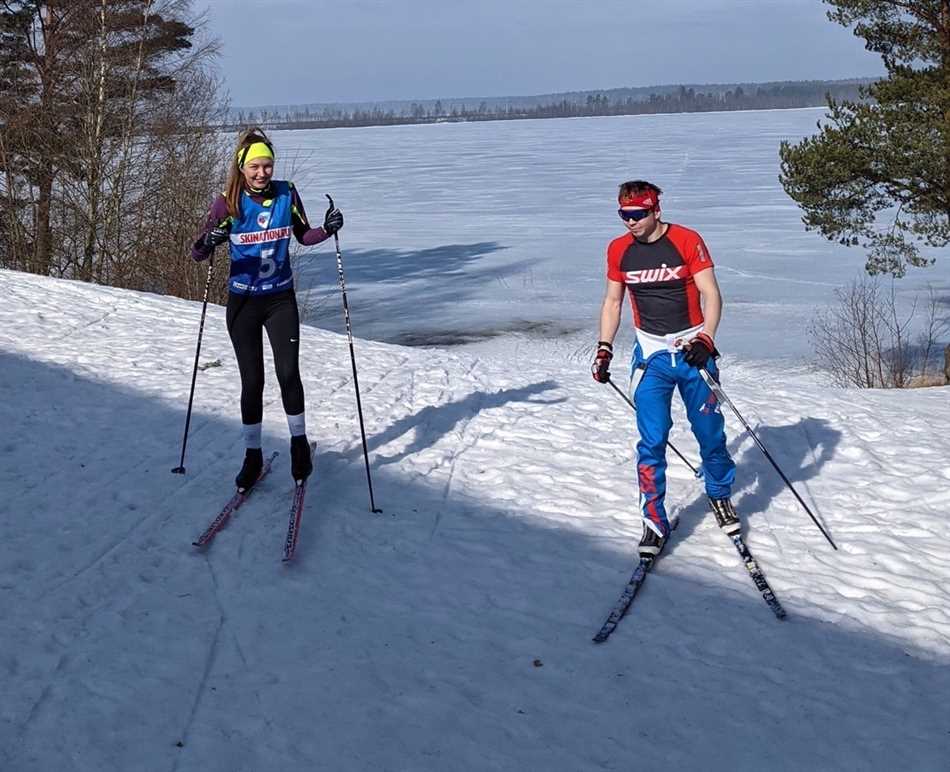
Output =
[{"x1": 281, "y1": 108, "x2": 950, "y2": 363}]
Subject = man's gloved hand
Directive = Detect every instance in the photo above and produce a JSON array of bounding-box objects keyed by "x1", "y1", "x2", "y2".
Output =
[
  {"x1": 591, "y1": 341, "x2": 613, "y2": 383},
  {"x1": 203, "y1": 225, "x2": 230, "y2": 250},
  {"x1": 323, "y1": 204, "x2": 344, "y2": 235},
  {"x1": 682, "y1": 332, "x2": 718, "y2": 369}
]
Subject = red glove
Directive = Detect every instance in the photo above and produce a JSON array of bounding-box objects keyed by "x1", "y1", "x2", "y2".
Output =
[
  {"x1": 682, "y1": 332, "x2": 718, "y2": 368},
  {"x1": 591, "y1": 342, "x2": 613, "y2": 383}
]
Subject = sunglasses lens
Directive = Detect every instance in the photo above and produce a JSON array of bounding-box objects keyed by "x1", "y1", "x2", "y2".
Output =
[{"x1": 618, "y1": 208, "x2": 652, "y2": 222}]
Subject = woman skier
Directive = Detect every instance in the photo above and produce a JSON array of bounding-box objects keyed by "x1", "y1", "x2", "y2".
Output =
[{"x1": 192, "y1": 127, "x2": 344, "y2": 489}]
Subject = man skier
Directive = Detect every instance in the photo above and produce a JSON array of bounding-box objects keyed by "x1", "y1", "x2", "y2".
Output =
[{"x1": 592, "y1": 180, "x2": 739, "y2": 560}]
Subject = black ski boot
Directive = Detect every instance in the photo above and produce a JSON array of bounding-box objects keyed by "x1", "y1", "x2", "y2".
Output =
[
  {"x1": 235, "y1": 448, "x2": 264, "y2": 491},
  {"x1": 290, "y1": 435, "x2": 313, "y2": 482},
  {"x1": 638, "y1": 524, "x2": 666, "y2": 561},
  {"x1": 709, "y1": 497, "x2": 741, "y2": 536}
]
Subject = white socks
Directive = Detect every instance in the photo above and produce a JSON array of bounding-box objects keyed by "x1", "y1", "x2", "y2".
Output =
[
  {"x1": 242, "y1": 414, "x2": 306, "y2": 448},
  {"x1": 242, "y1": 422, "x2": 262, "y2": 449},
  {"x1": 286, "y1": 412, "x2": 307, "y2": 438}
]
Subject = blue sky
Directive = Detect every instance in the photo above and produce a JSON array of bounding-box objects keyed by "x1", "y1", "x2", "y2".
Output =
[{"x1": 202, "y1": 0, "x2": 883, "y2": 107}]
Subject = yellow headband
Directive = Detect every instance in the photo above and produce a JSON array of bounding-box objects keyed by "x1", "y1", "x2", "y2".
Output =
[{"x1": 237, "y1": 141, "x2": 274, "y2": 166}]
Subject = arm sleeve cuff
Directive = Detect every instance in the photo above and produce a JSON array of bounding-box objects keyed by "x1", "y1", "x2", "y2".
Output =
[{"x1": 298, "y1": 226, "x2": 329, "y2": 246}]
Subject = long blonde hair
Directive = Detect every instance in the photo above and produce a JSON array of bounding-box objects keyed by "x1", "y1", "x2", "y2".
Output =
[{"x1": 223, "y1": 127, "x2": 275, "y2": 219}]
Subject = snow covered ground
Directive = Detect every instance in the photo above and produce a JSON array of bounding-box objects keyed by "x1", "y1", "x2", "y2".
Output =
[{"x1": 2, "y1": 269, "x2": 949, "y2": 771}]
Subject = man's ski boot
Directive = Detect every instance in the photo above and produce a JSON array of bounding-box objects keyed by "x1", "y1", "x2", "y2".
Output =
[
  {"x1": 235, "y1": 448, "x2": 264, "y2": 491},
  {"x1": 638, "y1": 524, "x2": 666, "y2": 562},
  {"x1": 709, "y1": 497, "x2": 741, "y2": 536},
  {"x1": 290, "y1": 435, "x2": 313, "y2": 483}
]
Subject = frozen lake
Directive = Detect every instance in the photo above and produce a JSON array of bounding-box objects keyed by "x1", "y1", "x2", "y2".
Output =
[{"x1": 275, "y1": 109, "x2": 950, "y2": 364}]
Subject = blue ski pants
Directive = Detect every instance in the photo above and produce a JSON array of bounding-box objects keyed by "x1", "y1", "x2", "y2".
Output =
[{"x1": 631, "y1": 350, "x2": 735, "y2": 537}]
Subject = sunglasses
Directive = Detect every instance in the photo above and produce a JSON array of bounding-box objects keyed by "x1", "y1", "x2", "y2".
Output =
[{"x1": 618, "y1": 208, "x2": 654, "y2": 222}]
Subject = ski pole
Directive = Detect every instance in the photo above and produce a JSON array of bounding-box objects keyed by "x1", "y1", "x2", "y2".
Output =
[
  {"x1": 172, "y1": 255, "x2": 216, "y2": 474},
  {"x1": 608, "y1": 378, "x2": 702, "y2": 478},
  {"x1": 699, "y1": 368, "x2": 838, "y2": 551},
  {"x1": 327, "y1": 194, "x2": 382, "y2": 513}
]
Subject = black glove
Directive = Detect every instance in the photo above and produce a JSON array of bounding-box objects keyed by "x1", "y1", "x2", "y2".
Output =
[
  {"x1": 591, "y1": 342, "x2": 613, "y2": 383},
  {"x1": 682, "y1": 332, "x2": 718, "y2": 369},
  {"x1": 203, "y1": 225, "x2": 230, "y2": 250},
  {"x1": 323, "y1": 204, "x2": 344, "y2": 235}
]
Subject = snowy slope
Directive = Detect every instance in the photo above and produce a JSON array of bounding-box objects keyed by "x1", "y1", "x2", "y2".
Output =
[{"x1": 1, "y1": 269, "x2": 949, "y2": 772}]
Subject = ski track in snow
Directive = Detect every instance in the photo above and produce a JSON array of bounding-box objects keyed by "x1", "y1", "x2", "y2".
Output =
[
  {"x1": 1, "y1": 269, "x2": 949, "y2": 771},
  {"x1": 715, "y1": 263, "x2": 841, "y2": 288}
]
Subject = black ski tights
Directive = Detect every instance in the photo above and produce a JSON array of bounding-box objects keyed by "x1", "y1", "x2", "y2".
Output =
[{"x1": 226, "y1": 289, "x2": 305, "y2": 425}]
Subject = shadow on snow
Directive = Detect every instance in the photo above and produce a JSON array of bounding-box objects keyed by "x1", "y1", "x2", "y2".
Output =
[
  {"x1": 670, "y1": 416, "x2": 842, "y2": 551},
  {"x1": 332, "y1": 380, "x2": 565, "y2": 467},
  {"x1": 1, "y1": 352, "x2": 946, "y2": 772}
]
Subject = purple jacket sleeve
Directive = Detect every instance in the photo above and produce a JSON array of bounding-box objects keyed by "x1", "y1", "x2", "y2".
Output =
[
  {"x1": 191, "y1": 195, "x2": 231, "y2": 261},
  {"x1": 290, "y1": 186, "x2": 330, "y2": 246}
]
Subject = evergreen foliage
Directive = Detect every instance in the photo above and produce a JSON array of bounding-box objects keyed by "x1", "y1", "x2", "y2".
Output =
[{"x1": 780, "y1": 1, "x2": 950, "y2": 276}]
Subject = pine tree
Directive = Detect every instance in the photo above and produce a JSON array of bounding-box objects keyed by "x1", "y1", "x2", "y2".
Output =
[{"x1": 780, "y1": 1, "x2": 950, "y2": 276}]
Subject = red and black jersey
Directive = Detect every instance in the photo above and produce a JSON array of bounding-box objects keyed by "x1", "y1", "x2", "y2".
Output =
[{"x1": 606, "y1": 223, "x2": 714, "y2": 336}]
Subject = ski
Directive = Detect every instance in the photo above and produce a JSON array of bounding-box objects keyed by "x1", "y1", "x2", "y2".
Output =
[
  {"x1": 726, "y1": 533, "x2": 786, "y2": 619},
  {"x1": 192, "y1": 451, "x2": 279, "y2": 548},
  {"x1": 708, "y1": 497, "x2": 786, "y2": 619},
  {"x1": 592, "y1": 557, "x2": 654, "y2": 643},
  {"x1": 281, "y1": 441, "x2": 316, "y2": 562},
  {"x1": 281, "y1": 480, "x2": 308, "y2": 561}
]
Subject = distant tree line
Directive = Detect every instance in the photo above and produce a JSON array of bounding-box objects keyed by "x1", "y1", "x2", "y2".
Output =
[
  {"x1": 0, "y1": 0, "x2": 226, "y2": 301},
  {"x1": 232, "y1": 80, "x2": 870, "y2": 131}
]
